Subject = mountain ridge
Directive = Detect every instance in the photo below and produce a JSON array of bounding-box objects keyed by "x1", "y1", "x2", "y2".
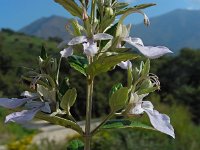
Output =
[{"x1": 19, "y1": 9, "x2": 200, "y2": 52}]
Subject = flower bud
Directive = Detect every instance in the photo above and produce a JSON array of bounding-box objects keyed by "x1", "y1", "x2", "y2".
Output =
[{"x1": 105, "y1": 7, "x2": 114, "y2": 17}]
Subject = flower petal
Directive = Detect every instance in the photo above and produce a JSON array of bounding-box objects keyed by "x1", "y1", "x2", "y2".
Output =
[
  {"x1": 135, "y1": 46, "x2": 173, "y2": 59},
  {"x1": 93, "y1": 33, "x2": 113, "y2": 41},
  {"x1": 117, "y1": 60, "x2": 132, "y2": 70},
  {"x1": 141, "y1": 101, "x2": 154, "y2": 112},
  {"x1": 5, "y1": 108, "x2": 40, "y2": 123},
  {"x1": 0, "y1": 97, "x2": 35, "y2": 109},
  {"x1": 25, "y1": 101, "x2": 51, "y2": 113},
  {"x1": 68, "y1": 36, "x2": 87, "y2": 45},
  {"x1": 60, "y1": 47, "x2": 73, "y2": 58},
  {"x1": 21, "y1": 91, "x2": 39, "y2": 98},
  {"x1": 129, "y1": 102, "x2": 144, "y2": 115},
  {"x1": 144, "y1": 109, "x2": 175, "y2": 138},
  {"x1": 123, "y1": 37, "x2": 144, "y2": 47},
  {"x1": 83, "y1": 42, "x2": 98, "y2": 56}
]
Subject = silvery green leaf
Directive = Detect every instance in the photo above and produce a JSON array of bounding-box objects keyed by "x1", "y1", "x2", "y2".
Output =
[
  {"x1": 54, "y1": 0, "x2": 83, "y2": 18},
  {"x1": 5, "y1": 108, "x2": 40, "y2": 123},
  {"x1": 68, "y1": 36, "x2": 87, "y2": 45},
  {"x1": 83, "y1": 42, "x2": 98, "y2": 56},
  {"x1": 137, "y1": 86, "x2": 158, "y2": 95},
  {"x1": 0, "y1": 97, "x2": 35, "y2": 109},
  {"x1": 109, "y1": 83, "x2": 123, "y2": 98},
  {"x1": 68, "y1": 55, "x2": 88, "y2": 76},
  {"x1": 116, "y1": 24, "x2": 123, "y2": 37},
  {"x1": 87, "y1": 53, "x2": 138, "y2": 78},
  {"x1": 117, "y1": 60, "x2": 132, "y2": 70},
  {"x1": 93, "y1": 33, "x2": 113, "y2": 41},
  {"x1": 101, "y1": 119, "x2": 155, "y2": 130},
  {"x1": 37, "y1": 85, "x2": 56, "y2": 102},
  {"x1": 121, "y1": 25, "x2": 129, "y2": 38},
  {"x1": 60, "y1": 47, "x2": 73, "y2": 58},
  {"x1": 61, "y1": 88, "x2": 77, "y2": 112},
  {"x1": 109, "y1": 87, "x2": 129, "y2": 112},
  {"x1": 141, "y1": 59, "x2": 150, "y2": 76},
  {"x1": 144, "y1": 109, "x2": 175, "y2": 138}
]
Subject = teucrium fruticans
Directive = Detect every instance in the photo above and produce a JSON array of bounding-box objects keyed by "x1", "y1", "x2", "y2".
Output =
[{"x1": 0, "y1": 0, "x2": 175, "y2": 149}]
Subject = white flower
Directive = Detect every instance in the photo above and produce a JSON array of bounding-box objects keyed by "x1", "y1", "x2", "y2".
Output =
[
  {"x1": 60, "y1": 47, "x2": 73, "y2": 58},
  {"x1": 60, "y1": 33, "x2": 113, "y2": 58},
  {"x1": 129, "y1": 93, "x2": 175, "y2": 138},
  {"x1": 118, "y1": 60, "x2": 132, "y2": 69}
]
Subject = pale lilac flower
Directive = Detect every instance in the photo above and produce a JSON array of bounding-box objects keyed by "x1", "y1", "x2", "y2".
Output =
[
  {"x1": 60, "y1": 33, "x2": 113, "y2": 57},
  {"x1": 0, "y1": 92, "x2": 51, "y2": 124},
  {"x1": 118, "y1": 16, "x2": 172, "y2": 59},
  {"x1": 129, "y1": 93, "x2": 175, "y2": 138},
  {"x1": 118, "y1": 60, "x2": 132, "y2": 69},
  {"x1": 60, "y1": 47, "x2": 73, "y2": 58}
]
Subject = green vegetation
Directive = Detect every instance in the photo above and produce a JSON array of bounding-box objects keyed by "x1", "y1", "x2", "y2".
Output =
[{"x1": 0, "y1": 29, "x2": 200, "y2": 149}]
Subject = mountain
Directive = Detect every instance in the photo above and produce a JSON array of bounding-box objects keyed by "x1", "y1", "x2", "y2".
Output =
[
  {"x1": 19, "y1": 15, "x2": 71, "y2": 40},
  {"x1": 19, "y1": 9, "x2": 200, "y2": 52},
  {"x1": 131, "y1": 9, "x2": 200, "y2": 53}
]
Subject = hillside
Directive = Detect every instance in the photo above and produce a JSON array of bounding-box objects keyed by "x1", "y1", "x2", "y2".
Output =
[
  {"x1": 19, "y1": 15, "x2": 71, "y2": 40},
  {"x1": 19, "y1": 9, "x2": 200, "y2": 52},
  {"x1": 0, "y1": 29, "x2": 58, "y2": 97}
]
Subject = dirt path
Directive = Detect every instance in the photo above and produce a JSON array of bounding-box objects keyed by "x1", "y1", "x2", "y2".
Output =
[{"x1": 24, "y1": 119, "x2": 100, "y2": 144}]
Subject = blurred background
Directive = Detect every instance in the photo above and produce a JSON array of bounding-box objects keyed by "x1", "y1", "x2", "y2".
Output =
[{"x1": 0, "y1": 0, "x2": 200, "y2": 149}]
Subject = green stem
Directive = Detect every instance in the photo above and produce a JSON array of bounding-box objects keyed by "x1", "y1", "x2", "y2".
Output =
[
  {"x1": 91, "y1": 0, "x2": 96, "y2": 25},
  {"x1": 91, "y1": 112, "x2": 114, "y2": 135},
  {"x1": 85, "y1": 57, "x2": 94, "y2": 150}
]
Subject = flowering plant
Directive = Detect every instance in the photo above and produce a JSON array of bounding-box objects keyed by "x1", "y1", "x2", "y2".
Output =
[{"x1": 0, "y1": 0, "x2": 174, "y2": 149}]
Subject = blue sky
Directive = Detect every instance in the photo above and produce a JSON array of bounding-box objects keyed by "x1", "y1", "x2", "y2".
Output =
[{"x1": 0, "y1": 0, "x2": 200, "y2": 30}]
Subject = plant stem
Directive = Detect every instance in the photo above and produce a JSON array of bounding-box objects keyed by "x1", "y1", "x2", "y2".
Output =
[
  {"x1": 85, "y1": 57, "x2": 94, "y2": 150},
  {"x1": 91, "y1": 112, "x2": 114, "y2": 135}
]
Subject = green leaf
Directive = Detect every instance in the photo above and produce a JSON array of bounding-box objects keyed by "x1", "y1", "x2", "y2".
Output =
[
  {"x1": 59, "y1": 77, "x2": 70, "y2": 96},
  {"x1": 137, "y1": 86, "x2": 158, "y2": 95},
  {"x1": 101, "y1": 119, "x2": 155, "y2": 130},
  {"x1": 141, "y1": 59, "x2": 150, "y2": 76},
  {"x1": 35, "y1": 112, "x2": 84, "y2": 135},
  {"x1": 127, "y1": 67, "x2": 133, "y2": 89},
  {"x1": 41, "y1": 45, "x2": 47, "y2": 60},
  {"x1": 113, "y1": 2, "x2": 129, "y2": 11},
  {"x1": 87, "y1": 53, "x2": 139, "y2": 78},
  {"x1": 67, "y1": 140, "x2": 84, "y2": 150},
  {"x1": 55, "y1": 0, "x2": 83, "y2": 18},
  {"x1": 109, "y1": 83, "x2": 123, "y2": 98},
  {"x1": 68, "y1": 55, "x2": 88, "y2": 76},
  {"x1": 109, "y1": 87, "x2": 129, "y2": 112},
  {"x1": 70, "y1": 19, "x2": 85, "y2": 36},
  {"x1": 37, "y1": 84, "x2": 56, "y2": 102},
  {"x1": 99, "y1": 16, "x2": 115, "y2": 33},
  {"x1": 116, "y1": 3, "x2": 156, "y2": 16},
  {"x1": 61, "y1": 88, "x2": 77, "y2": 112}
]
